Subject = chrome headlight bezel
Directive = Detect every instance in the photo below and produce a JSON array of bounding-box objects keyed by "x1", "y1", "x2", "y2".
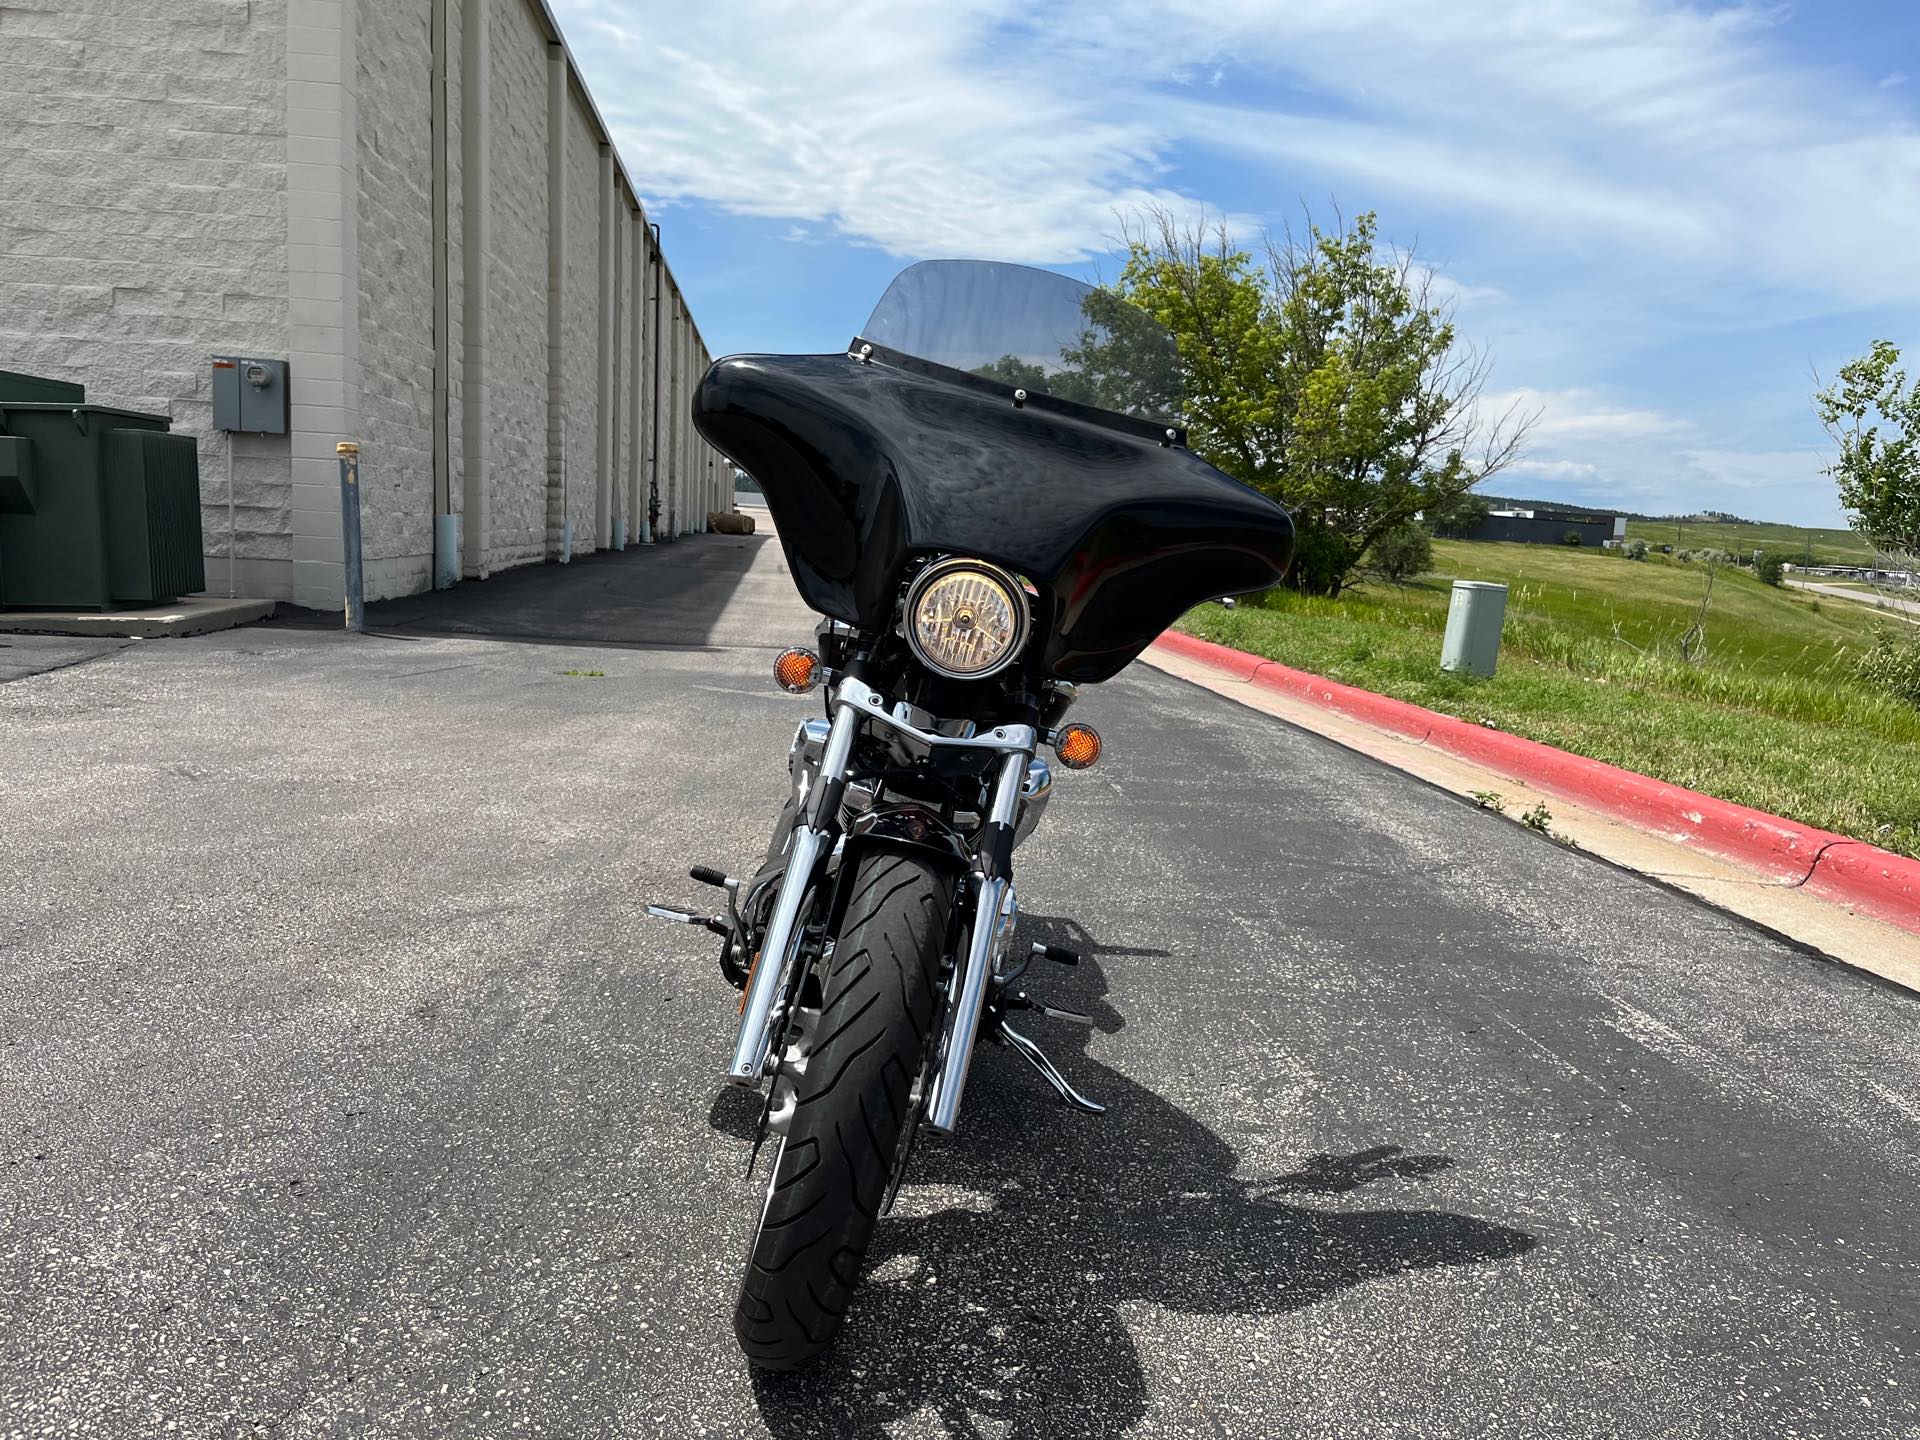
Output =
[{"x1": 903, "y1": 557, "x2": 1031, "y2": 681}]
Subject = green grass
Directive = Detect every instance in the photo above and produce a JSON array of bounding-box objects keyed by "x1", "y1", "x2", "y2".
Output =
[
  {"x1": 1178, "y1": 539, "x2": 1920, "y2": 858},
  {"x1": 1421, "y1": 540, "x2": 1878, "y2": 677},
  {"x1": 1623, "y1": 517, "x2": 1875, "y2": 566}
]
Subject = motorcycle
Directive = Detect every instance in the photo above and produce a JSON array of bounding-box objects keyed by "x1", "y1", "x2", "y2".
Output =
[{"x1": 650, "y1": 259, "x2": 1294, "y2": 1369}]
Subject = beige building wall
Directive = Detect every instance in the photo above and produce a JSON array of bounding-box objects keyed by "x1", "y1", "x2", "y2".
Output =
[
  {"x1": 0, "y1": 0, "x2": 719, "y2": 609},
  {"x1": 0, "y1": 0, "x2": 295, "y2": 597}
]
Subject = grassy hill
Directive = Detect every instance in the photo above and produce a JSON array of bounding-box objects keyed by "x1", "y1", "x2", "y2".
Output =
[
  {"x1": 1422, "y1": 540, "x2": 1879, "y2": 676},
  {"x1": 1622, "y1": 517, "x2": 1874, "y2": 566},
  {"x1": 1178, "y1": 538, "x2": 1920, "y2": 856}
]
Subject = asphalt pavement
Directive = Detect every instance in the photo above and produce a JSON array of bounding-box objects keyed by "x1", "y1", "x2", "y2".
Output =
[
  {"x1": 3, "y1": 531, "x2": 1917, "y2": 1438},
  {"x1": 1785, "y1": 577, "x2": 1920, "y2": 620}
]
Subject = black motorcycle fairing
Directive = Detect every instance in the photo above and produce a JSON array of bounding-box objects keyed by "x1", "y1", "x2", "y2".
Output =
[{"x1": 692, "y1": 351, "x2": 1294, "y2": 683}]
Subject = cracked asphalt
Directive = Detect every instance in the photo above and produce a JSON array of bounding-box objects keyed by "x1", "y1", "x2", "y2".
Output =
[{"x1": 2, "y1": 531, "x2": 1916, "y2": 1438}]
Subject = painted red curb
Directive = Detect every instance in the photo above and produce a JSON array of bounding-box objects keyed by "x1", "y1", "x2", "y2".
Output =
[{"x1": 1151, "y1": 627, "x2": 1920, "y2": 935}]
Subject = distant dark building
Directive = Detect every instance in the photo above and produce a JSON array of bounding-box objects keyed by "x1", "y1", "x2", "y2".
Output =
[{"x1": 1464, "y1": 508, "x2": 1626, "y2": 548}]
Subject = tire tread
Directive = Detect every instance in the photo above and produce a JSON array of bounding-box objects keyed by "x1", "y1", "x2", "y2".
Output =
[{"x1": 732, "y1": 850, "x2": 949, "y2": 1370}]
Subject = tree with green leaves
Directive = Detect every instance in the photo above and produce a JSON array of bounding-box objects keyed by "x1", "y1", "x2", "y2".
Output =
[
  {"x1": 1819, "y1": 341, "x2": 1920, "y2": 698},
  {"x1": 1370, "y1": 522, "x2": 1433, "y2": 582},
  {"x1": 1104, "y1": 208, "x2": 1532, "y2": 594},
  {"x1": 1424, "y1": 491, "x2": 1491, "y2": 538},
  {"x1": 1817, "y1": 340, "x2": 1918, "y2": 552}
]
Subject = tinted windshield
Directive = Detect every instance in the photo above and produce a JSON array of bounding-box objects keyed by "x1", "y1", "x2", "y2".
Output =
[{"x1": 861, "y1": 260, "x2": 1182, "y2": 423}]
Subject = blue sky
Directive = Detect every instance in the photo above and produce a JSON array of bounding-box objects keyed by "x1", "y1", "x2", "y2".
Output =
[{"x1": 555, "y1": 0, "x2": 1920, "y2": 528}]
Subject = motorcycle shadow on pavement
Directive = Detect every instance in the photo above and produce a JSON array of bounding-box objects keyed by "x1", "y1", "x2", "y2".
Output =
[{"x1": 718, "y1": 915, "x2": 1539, "y2": 1439}]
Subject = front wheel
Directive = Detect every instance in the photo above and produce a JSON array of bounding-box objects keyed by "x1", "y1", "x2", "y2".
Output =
[{"x1": 734, "y1": 848, "x2": 951, "y2": 1370}]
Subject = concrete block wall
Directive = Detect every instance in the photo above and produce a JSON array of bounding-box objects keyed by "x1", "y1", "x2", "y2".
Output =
[
  {"x1": 355, "y1": 0, "x2": 436, "y2": 598},
  {"x1": 0, "y1": 0, "x2": 294, "y2": 598},
  {"x1": 610, "y1": 179, "x2": 636, "y2": 544},
  {"x1": 2, "y1": 0, "x2": 720, "y2": 609},
  {"x1": 560, "y1": 96, "x2": 598, "y2": 558},
  {"x1": 284, "y1": 0, "x2": 361, "y2": 611},
  {"x1": 484, "y1": 0, "x2": 548, "y2": 574}
]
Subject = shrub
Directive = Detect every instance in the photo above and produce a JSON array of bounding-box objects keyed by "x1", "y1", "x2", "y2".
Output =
[
  {"x1": 1623, "y1": 538, "x2": 1649, "y2": 560},
  {"x1": 1371, "y1": 523, "x2": 1434, "y2": 582},
  {"x1": 1561, "y1": 530, "x2": 1585, "y2": 546},
  {"x1": 1289, "y1": 526, "x2": 1357, "y2": 596},
  {"x1": 1675, "y1": 548, "x2": 1693, "y2": 562},
  {"x1": 1754, "y1": 550, "x2": 1788, "y2": 586},
  {"x1": 1855, "y1": 630, "x2": 1920, "y2": 707},
  {"x1": 1425, "y1": 493, "x2": 1491, "y2": 538}
]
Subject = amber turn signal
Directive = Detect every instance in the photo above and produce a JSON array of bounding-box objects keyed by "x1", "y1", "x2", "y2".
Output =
[
  {"x1": 1054, "y1": 722, "x2": 1101, "y2": 769},
  {"x1": 773, "y1": 647, "x2": 821, "y2": 694}
]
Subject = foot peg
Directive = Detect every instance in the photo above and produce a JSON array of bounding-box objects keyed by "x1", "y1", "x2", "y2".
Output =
[
  {"x1": 660, "y1": 865, "x2": 751, "y2": 988},
  {"x1": 1030, "y1": 941, "x2": 1080, "y2": 966},
  {"x1": 645, "y1": 904, "x2": 729, "y2": 937},
  {"x1": 1004, "y1": 989, "x2": 1092, "y2": 1026},
  {"x1": 999, "y1": 1020, "x2": 1105, "y2": 1114}
]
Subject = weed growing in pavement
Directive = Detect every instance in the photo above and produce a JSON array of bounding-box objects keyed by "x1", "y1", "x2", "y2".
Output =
[
  {"x1": 561, "y1": 668, "x2": 606, "y2": 678},
  {"x1": 1470, "y1": 790, "x2": 1505, "y2": 813},
  {"x1": 1520, "y1": 803, "x2": 1553, "y2": 833}
]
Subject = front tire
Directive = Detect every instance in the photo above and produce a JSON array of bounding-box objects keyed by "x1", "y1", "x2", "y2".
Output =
[{"x1": 734, "y1": 849, "x2": 951, "y2": 1370}]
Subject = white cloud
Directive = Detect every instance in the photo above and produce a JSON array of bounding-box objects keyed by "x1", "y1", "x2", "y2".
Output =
[
  {"x1": 1680, "y1": 448, "x2": 1829, "y2": 492},
  {"x1": 555, "y1": 0, "x2": 1920, "y2": 303},
  {"x1": 1481, "y1": 388, "x2": 1691, "y2": 443},
  {"x1": 566, "y1": 1, "x2": 1205, "y2": 263},
  {"x1": 1507, "y1": 459, "x2": 1600, "y2": 480},
  {"x1": 1392, "y1": 252, "x2": 1506, "y2": 311},
  {"x1": 1425, "y1": 274, "x2": 1507, "y2": 311},
  {"x1": 548, "y1": 0, "x2": 1898, "y2": 528}
]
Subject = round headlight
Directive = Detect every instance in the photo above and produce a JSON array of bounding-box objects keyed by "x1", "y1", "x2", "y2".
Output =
[{"x1": 905, "y1": 559, "x2": 1029, "y2": 680}]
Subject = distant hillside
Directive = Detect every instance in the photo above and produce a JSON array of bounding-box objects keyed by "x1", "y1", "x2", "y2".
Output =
[
  {"x1": 1622, "y1": 517, "x2": 1874, "y2": 565},
  {"x1": 1477, "y1": 494, "x2": 1619, "y2": 521},
  {"x1": 1476, "y1": 495, "x2": 1743, "y2": 524}
]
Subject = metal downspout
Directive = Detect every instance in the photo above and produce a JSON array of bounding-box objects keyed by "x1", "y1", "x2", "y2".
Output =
[{"x1": 648, "y1": 220, "x2": 662, "y2": 542}]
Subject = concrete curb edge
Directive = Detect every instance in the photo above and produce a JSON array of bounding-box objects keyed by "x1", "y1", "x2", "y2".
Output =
[{"x1": 1151, "y1": 627, "x2": 1920, "y2": 935}]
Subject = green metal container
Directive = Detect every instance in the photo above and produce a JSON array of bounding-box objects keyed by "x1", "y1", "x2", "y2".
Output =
[
  {"x1": 0, "y1": 373, "x2": 205, "y2": 610},
  {"x1": 0, "y1": 370, "x2": 85, "y2": 405}
]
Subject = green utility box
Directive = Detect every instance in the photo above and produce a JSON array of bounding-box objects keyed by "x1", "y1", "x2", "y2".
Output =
[{"x1": 0, "y1": 371, "x2": 206, "y2": 610}]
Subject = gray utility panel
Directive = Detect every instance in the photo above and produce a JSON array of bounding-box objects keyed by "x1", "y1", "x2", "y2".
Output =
[
  {"x1": 1441, "y1": 579, "x2": 1509, "y2": 679},
  {"x1": 211, "y1": 356, "x2": 289, "y2": 434}
]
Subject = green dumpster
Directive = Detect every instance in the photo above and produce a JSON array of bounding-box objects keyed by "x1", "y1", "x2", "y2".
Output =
[{"x1": 0, "y1": 370, "x2": 206, "y2": 610}]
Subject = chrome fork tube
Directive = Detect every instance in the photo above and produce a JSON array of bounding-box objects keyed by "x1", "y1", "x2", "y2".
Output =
[
  {"x1": 725, "y1": 699, "x2": 860, "y2": 1085},
  {"x1": 925, "y1": 747, "x2": 1029, "y2": 1134}
]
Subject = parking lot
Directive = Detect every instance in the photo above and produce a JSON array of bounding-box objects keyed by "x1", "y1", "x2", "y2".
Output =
[{"x1": 3, "y1": 533, "x2": 1916, "y2": 1438}]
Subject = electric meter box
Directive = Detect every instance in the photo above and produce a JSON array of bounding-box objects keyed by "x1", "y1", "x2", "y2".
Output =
[{"x1": 211, "y1": 355, "x2": 289, "y2": 434}]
